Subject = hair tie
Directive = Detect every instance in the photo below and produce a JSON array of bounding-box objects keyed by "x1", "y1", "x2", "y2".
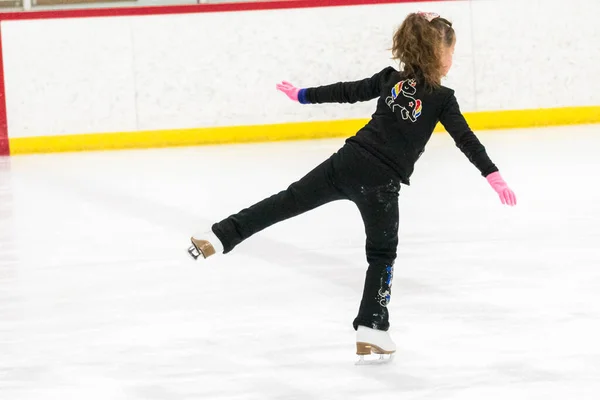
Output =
[{"x1": 417, "y1": 11, "x2": 440, "y2": 22}]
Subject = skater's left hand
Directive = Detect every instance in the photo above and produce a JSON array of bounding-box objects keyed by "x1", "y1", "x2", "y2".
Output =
[
  {"x1": 276, "y1": 81, "x2": 301, "y2": 102},
  {"x1": 486, "y1": 172, "x2": 517, "y2": 206}
]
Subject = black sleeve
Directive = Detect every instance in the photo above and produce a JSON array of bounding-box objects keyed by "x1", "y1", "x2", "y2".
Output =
[
  {"x1": 299, "y1": 67, "x2": 395, "y2": 105},
  {"x1": 439, "y1": 92, "x2": 499, "y2": 177}
]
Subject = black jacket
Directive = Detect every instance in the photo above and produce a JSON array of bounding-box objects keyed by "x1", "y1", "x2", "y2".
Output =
[{"x1": 298, "y1": 66, "x2": 498, "y2": 185}]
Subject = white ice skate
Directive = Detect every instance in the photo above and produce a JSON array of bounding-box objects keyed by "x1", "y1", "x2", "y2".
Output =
[
  {"x1": 187, "y1": 231, "x2": 223, "y2": 260},
  {"x1": 355, "y1": 325, "x2": 396, "y2": 365}
]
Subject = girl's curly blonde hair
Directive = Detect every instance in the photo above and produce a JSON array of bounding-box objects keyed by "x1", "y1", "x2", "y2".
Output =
[{"x1": 391, "y1": 12, "x2": 455, "y2": 90}]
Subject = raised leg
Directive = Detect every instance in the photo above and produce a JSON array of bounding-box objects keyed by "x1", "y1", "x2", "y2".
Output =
[{"x1": 208, "y1": 155, "x2": 346, "y2": 254}]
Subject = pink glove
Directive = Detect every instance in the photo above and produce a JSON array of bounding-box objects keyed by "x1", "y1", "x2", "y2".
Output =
[
  {"x1": 486, "y1": 172, "x2": 517, "y2": 206},
  {"x1": 276, "y1": 81, "x2": 301, "y2": 102}
]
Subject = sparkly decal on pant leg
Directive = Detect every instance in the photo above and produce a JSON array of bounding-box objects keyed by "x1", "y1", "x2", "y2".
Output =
[{"x1": 378, "y1": 265, "x2": 394, "y2": 307}]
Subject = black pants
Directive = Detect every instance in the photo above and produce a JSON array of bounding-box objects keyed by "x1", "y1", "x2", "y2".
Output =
[{"x1": 212, "y1": 143, "x2": 400, "y2": 331}]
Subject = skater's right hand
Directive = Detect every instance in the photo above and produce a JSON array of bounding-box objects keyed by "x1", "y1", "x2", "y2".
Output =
[
  {"x1": 276, "y1": 81, "x2": 301, "y2": 102},
  {"x1": 486, "y1": 171, "x2": 517, "y2": 206}
]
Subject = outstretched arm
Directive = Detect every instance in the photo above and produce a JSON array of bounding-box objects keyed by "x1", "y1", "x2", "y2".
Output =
[
  {"x1": 276, "y1": 67, "x2": 395, "y2": 105},
  {"x1": 439, "y1": 93, "x2": 517, "y2": 206}
]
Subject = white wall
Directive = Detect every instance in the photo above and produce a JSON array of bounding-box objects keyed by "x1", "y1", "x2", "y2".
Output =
[
  {"x1": 470, "y1": 0, "x2": 600, "y2": 111},
  {"x1": 2, "y1": 0, "x2": 599, "y2": 139}
]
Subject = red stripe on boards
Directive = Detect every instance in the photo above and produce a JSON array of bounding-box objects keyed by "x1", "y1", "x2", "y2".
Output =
[
  {"x1": 0, "y1": 0, "x2": 449, "y2": 21},
  {"x1": 0, "y1": 26, "x2": 9, "y2": 156}
]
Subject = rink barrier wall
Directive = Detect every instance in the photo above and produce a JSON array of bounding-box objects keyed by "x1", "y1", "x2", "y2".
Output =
[
  {"x1": 2, "y1": 0, "x2": 600, "y2": 155},
  {"x1": 9, "y1": 106, "x2": 600, "y2": 154}
]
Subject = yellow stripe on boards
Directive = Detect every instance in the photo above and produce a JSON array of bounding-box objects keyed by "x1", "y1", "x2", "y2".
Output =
[
  {"x1": 9, "y1": 119, "x2": 369, "y2": 155},
  {"x1": 9, "y1": 119, "x2": 371, "y2": 155},
  {"x1": 464, "y1": 106, "x2": 600, "y2": 130},
  {"x1": 9, "y1": 106, "x2": 600, "y2": 155}
]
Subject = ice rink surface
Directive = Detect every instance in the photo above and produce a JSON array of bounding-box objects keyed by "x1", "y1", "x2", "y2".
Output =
[{"x1": 1, "y1": 124, "x2": 599, "y2": 399}]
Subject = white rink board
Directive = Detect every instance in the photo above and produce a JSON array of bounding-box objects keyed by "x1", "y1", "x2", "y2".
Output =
[
  {"x1": 1, "y1": 17, "x2": 138, "y2": 138},
  {"x1": 2, "y1": 0, "x2": 600, "y2": 138},
  {"x1": 470, "y1": 0, "x2": 600, "y2": 111}
]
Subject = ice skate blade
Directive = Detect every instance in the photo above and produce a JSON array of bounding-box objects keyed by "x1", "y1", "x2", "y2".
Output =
[
  {"x1": 187, "y1": 245, "x2": 201, "y2": 260},
  {"x1": 355, "y1": 353, "x2": 394, "y2": 366}
]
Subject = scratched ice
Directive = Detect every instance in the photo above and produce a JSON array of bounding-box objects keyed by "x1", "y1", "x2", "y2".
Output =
[{"x1": 1, "y1": 125, "x2": 599, "y2": 400}]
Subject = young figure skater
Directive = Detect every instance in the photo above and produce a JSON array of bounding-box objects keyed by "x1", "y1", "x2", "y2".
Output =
[{"x1": 188, "y1": 12, "x2": 516, "y2": 362}]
